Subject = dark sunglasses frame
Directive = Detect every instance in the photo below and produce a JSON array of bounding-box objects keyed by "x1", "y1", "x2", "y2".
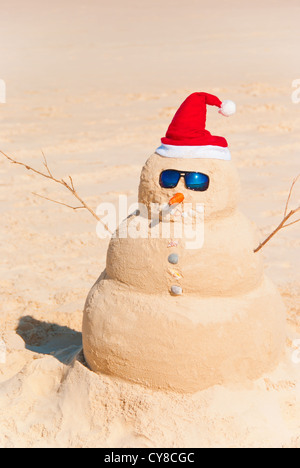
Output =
[{"x1": 159, "y1": 170, "x2": 210, "y2": 192}]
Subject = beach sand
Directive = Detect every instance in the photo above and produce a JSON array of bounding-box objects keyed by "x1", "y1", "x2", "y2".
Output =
[{"x1": 0, "y1": 0, "x2": 299, "y2": 448}]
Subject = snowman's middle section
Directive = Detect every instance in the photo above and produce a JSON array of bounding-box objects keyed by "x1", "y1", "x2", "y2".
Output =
[{"x1": 106, "y1": 207, "x2": 263, "y2": 298}]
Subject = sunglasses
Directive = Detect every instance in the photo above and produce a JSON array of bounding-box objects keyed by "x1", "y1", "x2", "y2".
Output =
[{"x1": 159, "y1": 170, "x2": 210, "y2": 192}]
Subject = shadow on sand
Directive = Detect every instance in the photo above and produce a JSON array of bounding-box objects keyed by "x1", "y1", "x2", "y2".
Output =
[{"x1": 16, "y1": 315, "x2": 83, "y2": 365}]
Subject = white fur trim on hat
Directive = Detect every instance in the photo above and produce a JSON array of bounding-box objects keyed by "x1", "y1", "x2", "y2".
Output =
[
  {"x1": 155, "y1": 144, "x2": 231, "y2": 160},
  {"x1": 219, "y1": 100, "x2": 236, "y2": 117}
]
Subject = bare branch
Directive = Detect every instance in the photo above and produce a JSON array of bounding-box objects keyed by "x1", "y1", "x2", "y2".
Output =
[
  {"x1": 254, "y1": 212, "x2": 291, "y2": 253},
  {"x1": 1, "y1": 149, "x2": 55, "y2": 181},
  {"x1": 284, "y1": 174, "x2": 300, "y2": 217},
  {"x1": 69, "y1": 175, "x2": 75, "y2": 191},
  {"x1": 41, "y1": 150, "x2": 53, "y2": 178},
  {"x1": 0, "y1": 150, "x2": 112, "y2": 235},
  {"x1": 255, "y1": 176, "x2": 300, "y2": 253},
  {"x1": 283, "y1": 218, "x2": 300, "y2": 228},
  {"x1": 32, "y1": 192, "x2": 84, "y2": 211}
]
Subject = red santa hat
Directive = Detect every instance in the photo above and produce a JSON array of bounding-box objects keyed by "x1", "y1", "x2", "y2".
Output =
[{"x1": 156, "y1": 92, "x2": 236, "y2": 160}]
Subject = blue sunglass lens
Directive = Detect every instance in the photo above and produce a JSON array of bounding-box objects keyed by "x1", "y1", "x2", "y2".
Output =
[
  {"x1": 160, "y1": 170, "x2": 210, "y2": 191},
  {"x1": 160, "y1": 170, "x2": 181, "y2": 188},
  {"x1": 185, "y1": 172, "x2": 209, "y2": 191}
]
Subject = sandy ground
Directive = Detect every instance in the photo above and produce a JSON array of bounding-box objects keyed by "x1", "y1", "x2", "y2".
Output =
[{"x1": 0, "y1": 0, "x2": 299, "y2": 448}]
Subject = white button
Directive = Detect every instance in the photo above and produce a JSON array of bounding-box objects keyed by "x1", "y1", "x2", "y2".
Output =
[{"x1": 171, "y1": 285, "x2": 182, "y2": 296}]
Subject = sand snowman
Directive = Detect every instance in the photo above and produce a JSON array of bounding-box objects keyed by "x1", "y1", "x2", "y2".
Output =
[{"x1": 82, "y1": 92, "x2": 286, "y2": 393}]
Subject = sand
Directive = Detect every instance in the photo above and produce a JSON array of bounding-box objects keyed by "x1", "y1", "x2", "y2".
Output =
[{"x1": 0, "y1": 0, "x2": 299, "y2": 448}]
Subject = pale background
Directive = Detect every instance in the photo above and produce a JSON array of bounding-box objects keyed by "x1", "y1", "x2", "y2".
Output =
[{"x1": 0, "y1": 0, "x2": 299, "y2": 448}]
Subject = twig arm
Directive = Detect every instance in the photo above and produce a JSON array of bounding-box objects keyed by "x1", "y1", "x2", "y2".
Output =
[
  {"x1": 254, "y1": 212, "x2": 292, "y2": 253},
  {"x1": 32, "y1": 192, "x2": 84, "y2": 211},
  {"x1": 0, "y1": 150, "x2": 112, "y2": 234},
  {"x1": 284, "y1": 174, "x2": 299, "y2": 217},
  {"x1": 254, "y1": 206, "x2": 300, "y2": 253},
  {"x1": 254, "y1": 174, "x2": 299, "y2": 253}
]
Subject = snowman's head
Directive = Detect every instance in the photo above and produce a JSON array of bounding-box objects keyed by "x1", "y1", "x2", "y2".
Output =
[{"x1": 138, "y1": 153, "x2": 240, "y2": 220}]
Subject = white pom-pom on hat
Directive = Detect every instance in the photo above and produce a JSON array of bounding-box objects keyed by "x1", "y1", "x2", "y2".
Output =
[{"x1": 219, "y1": 100, "x2": 236, "y2": 117}]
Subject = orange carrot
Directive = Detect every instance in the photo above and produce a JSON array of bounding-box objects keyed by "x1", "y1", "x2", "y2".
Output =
[{"x1": 169, "y1": 192, "x2": 184, "y2": 206}]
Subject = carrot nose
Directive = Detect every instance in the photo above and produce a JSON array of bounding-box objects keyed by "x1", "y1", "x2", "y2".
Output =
[{"x1": 169, "y1": 193, "x2": 184, "y2": 206}]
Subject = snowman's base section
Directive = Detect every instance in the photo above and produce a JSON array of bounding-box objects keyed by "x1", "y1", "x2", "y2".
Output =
[{"x1": 82, "y1": 275, "x2": 286, "y2": 393}]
